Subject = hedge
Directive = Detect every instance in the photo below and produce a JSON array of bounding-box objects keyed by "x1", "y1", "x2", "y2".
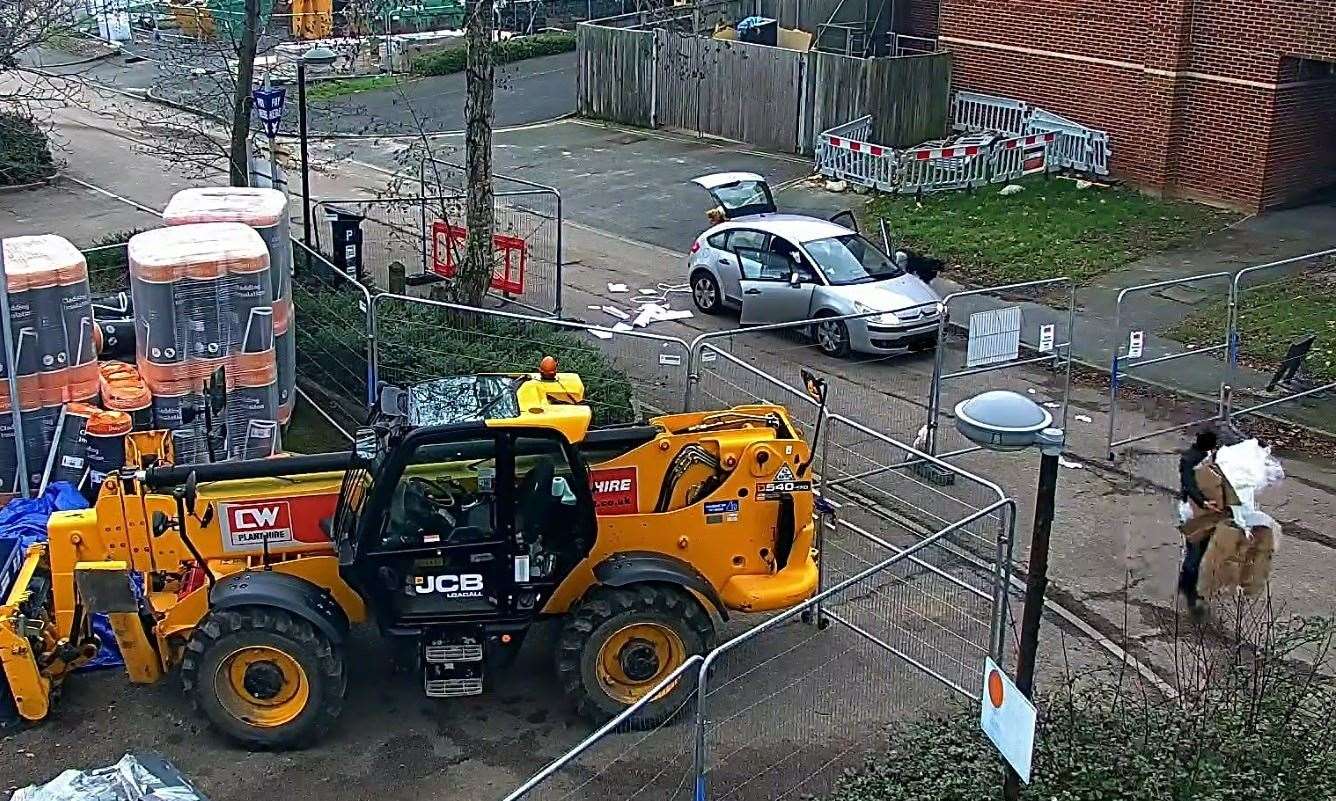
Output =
[
  {"x1": 294, "y1": 280, "x2": 636, "y2": 427},
  {"x1": 413, "y1": 31, "x2": 576, "y2": 76},
  {"x1": 0, "y1": 113, "x2": 56, "y2": 186},
  {"x1": 833, "y1": 615, "x2": 1336, "y2": 801}
]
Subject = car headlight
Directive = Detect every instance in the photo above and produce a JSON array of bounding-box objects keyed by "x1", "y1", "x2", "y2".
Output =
[{"x1": 852, "y1": 302, "x2": 899, "y2": 325}]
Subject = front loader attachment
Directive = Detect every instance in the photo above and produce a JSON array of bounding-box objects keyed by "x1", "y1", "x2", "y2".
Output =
[{"x1": 0, "y1": 541, "x2": 99, "y2": 726}]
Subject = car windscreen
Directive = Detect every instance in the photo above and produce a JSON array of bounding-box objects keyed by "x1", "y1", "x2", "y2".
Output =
[
  {"x1": 710, "y1": 180, "x2": 775, "y2": 217},
  {"x1": 803, "y1": 234, "x2": 904, "y2": 286}
]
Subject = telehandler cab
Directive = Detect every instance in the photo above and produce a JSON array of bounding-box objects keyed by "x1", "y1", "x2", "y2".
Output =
[{"x1": 0, "y1": 362, "x2": 821, "y2": 748}]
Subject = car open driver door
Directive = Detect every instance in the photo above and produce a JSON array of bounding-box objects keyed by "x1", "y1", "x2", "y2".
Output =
[{"x1": 736, "y1": 247, "x2": 817, "y2": 325}]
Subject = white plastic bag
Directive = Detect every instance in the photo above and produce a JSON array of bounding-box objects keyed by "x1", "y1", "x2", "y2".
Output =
[{"x1": 10, "y1": 754, "x2": 206, "y2": 801}]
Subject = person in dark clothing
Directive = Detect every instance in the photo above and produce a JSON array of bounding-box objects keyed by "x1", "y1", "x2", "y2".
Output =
[{"x1": 1177, "y1": 428, "x2": 1220, "y2": 609}]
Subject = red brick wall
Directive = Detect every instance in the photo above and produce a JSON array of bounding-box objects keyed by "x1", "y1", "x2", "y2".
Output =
[
  {"x1": 938, "y1": 0, "x2": 1336, "y2": 210},
  {"x1": 900, "y1": 0, "x2": 938, "y2": 37}
]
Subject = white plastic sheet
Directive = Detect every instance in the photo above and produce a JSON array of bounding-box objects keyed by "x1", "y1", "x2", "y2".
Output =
[
  {"x1": 1214, "y1": 438, "x2": 1285, "y2": 550},
  {"x1": 10, "y1": 754, "x2": 207, "y2": 801}
]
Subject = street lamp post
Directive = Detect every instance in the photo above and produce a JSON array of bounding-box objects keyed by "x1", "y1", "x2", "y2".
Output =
[
  {"x1": 954, "y1": 390, "x2": 1066, "y2": 801},
  {"x1": 298, "y1": 46, "x2": 338, "y2": 243}
]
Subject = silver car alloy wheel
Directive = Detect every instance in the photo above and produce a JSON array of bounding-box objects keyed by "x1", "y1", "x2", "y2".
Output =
[
  {"x1": 693, "y1": 276, "x2": 717, "y2": 309},
  {"x1": 817, "y1": 320, "x2": 844, "y2": 353}
]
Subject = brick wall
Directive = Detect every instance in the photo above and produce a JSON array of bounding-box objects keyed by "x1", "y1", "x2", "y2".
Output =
[
  {"x1": 900, "y1": 0, "x2": 938, "y2": 37},
  {"x1": 938, "y1": 0, "x2": 1336, "y2": 210}
]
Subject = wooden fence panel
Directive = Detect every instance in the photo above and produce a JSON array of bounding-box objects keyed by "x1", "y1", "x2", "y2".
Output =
[
  {"x1": 655, "y1": 30, "x2": 804, "y2": 153},
  {"x1": 863, "y1": 51, "x2": 951, "y2": 148},
  {"x1": 807, "y1": 50, "x2": 866, "y2": 151},
  {"x1": 577, "y1": 24, "x2": 655, "y2": 127}
]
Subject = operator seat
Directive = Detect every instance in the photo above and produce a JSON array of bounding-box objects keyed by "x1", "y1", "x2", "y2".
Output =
[{"x1": 516, "y1": 459, "x2": 556, "y2": 542}]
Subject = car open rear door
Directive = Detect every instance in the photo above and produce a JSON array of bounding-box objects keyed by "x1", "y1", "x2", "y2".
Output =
[
  {"x1": 691, "y1": 173, "x2": 778, "y2": 219},
  {"x1": 735, "y1": 247, "x2": 816, "y2": 325}
]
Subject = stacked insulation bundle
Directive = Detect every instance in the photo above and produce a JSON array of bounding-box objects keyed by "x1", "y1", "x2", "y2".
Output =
[
  {"x1": 1, "y1": 235, "x2": 98, "y2": 491},
  {"x1": 162, "y1": 188, "x2": 296, "y2": 424},
  {"x1": 128, "y1": 223, "x2": 281, "y2": 463}
]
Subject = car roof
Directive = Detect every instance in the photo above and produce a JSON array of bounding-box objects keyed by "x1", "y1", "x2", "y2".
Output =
[
  {"x1": 711, "y1": 214, "x2": 855, "y2": 243},
  {"x1": 692, "y1": 172, "x2": 766, "y2": 190}
]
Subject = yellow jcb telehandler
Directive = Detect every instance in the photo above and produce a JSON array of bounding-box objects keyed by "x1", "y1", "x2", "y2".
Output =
[{"x1": 0, "y1": 363, "x2": 823, "y2": 748}]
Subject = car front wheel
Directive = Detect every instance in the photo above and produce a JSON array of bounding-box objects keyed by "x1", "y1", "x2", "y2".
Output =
[
  {"x1": 690, "y1": 270, "x2": 724, "y2": 315},
  {"x1": 814, "y1": 316, "x2": 852, "y2": 358}
]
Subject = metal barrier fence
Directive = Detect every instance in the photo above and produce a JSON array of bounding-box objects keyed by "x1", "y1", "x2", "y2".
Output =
[
  {"x1": 291, "y1": 240, "x2": 377, "y2": 433},
  {"x1": 420, "y1": 157, "x2": 564, "y2": 317},
  {"x1": 686, "y1": 306, "x2": 941, "y2": 444},
  {"x1": 817, "y1": 121, "x2": 1059, "y2": 194},
  {"x1": 952, "y1": 91, "x2": 1111, "y2": 176},
  {"x1": 927, "y1": 279, "x2": 1075, "y2": 460},
  {"x1": 1225, "y1": 250, "x2": 1336, "y2": 423},
  {"x1": 370, "y1": 293, "x2": 689, "y2": 425},
  {"x1": 501, "y1": 391, "x2": 1014, "y2": 801},
  {"x1": 1106, "y1": 271, "x2": 1236, "y2": 457}
]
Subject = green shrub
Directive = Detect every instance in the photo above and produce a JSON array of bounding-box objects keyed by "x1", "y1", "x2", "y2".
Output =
[
  {"x1": 413, "y1": 31, "x2": 577, "y2": 76},
  {"x1": 84, "y1": 228, "x2": 153, "y2": 295},
  {"x1": 833, "y1": 616, "x2": 1336, "y2": 801},
  {"x1": 0, "y1": 113, "x2": 56, "y2": 186},
  {"x1": 294, "y1": 279, "x2": 636, "y2": 427}
]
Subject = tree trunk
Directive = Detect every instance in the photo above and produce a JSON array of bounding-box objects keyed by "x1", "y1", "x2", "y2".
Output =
[
  {"x1": 461, "y1": 0, "x2": 495, "y2": 305},
  {"x1": 228, "y1": 0, "x2": 262, "y2": 186}
]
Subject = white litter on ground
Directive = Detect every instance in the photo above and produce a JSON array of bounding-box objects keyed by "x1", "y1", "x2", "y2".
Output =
[
  {"x1": 612, "y1": 322, "x2": 633, "y2": 333},
  {"x1": 1074, "y1": 414, "x2": 1093, "y2": 423},
  {"x1": 1059, "y1": 456, "x2": 1084, "y2": 469},
  {"x1": 601, "y1": 305, "x2": 630, "y2": 320},
  {"x1": 588, "y1": 329, "x2": 614, "y2": 340},
  {"x1": 999, "y1": 184, "x2": 1024, "y2": 196},
  {"x1": 825, "y1": 180, "x2": 848, "y2": 193},
  {"x1": 607, "y1": 283, "x2": 629, "y2": 293},
  {"x1": 1043, "y1": 402, "x2": 1060, "y2": 409}
]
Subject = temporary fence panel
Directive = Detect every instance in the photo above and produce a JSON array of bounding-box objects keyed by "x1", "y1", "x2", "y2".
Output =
[
  {"x1": 687, "y1": 305, "x2": 942, "y2": 445},
  {"x1": 1105, "y1": 272, "x2": 1234, "y2": 458},
  {"x1": 692, "y1": 491, "x2": 1013, "y2": 801},
  {"x1": 1025, "y1": 108, "x2": 1111, "y2": 176},
  {"x1": 816, "y1": 115, "x2": 900, "y2": 191},
  {"x1": 1225, "y1": 249, "x2": 1336, "y2": 424},
  {"x1": 577, "y1": 23, "x2": 656, "y2": 127},
  {"x1": 371, "y1": 294, "x2": 690, "y2": 425},
  {"x1": 420, "y1": 159, "x2": 564, "y2": 317},
  {"x1": 952, "y1": 91, "x2": 1026, "y2": 136},
  {"x1": 499, "y1": 657, "x2": 702, "y2": 801},
  {"x1": 291, "y1": 240, "x2": 376, "y2": 433},
  {"x1": 311, "y1": 196, "x2": 430, "y2": 289},
  {"x1": 654, "y1": 30, "x2": 806, "y2": 154},
  {"x1": 926, "y1": 279, "x2": 1075, "y2": 461}
]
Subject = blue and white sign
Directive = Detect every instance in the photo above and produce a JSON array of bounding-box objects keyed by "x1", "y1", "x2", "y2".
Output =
[
  {"x1": 980, "y1": 658, "x2": 1037, "y2": 783},
  {"x1": 251, "y1": 87, "x2": 287, "y2": 138}
]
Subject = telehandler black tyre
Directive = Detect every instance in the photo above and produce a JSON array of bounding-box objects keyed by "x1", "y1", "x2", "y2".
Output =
[
  {"x1": 556, "y1": 584, "x2": 715, "y2": 730},
  {"x1": 181, "y1": 607, "x2": 346, "y2": 750}
]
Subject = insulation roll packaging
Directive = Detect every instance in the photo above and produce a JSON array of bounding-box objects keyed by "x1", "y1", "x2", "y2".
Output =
[
  {"x1": 85, "y1": 408, "x2": 133, "y2": 498},
  {"x1": 128, "y1": 223, "x2": 280, "y2": 465},
  {"x1": 2, "y1": 235, "x2": 98, "y2": 492},
  {"x1": 162, "y1": 187, "x2": 295, "y2": 424},
  {"x1": 42, "y1": 402, "x2": 96, "y2": 490}
]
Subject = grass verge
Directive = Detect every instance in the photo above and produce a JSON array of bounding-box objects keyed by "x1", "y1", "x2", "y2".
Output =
[
  {"x1": 413, "y1": 31, "x2": 576, "y2": 76},
  {"x1": 868, "y1": 176, "x2": 1237, "y2": 285},
  {"x1": 305, "y1": 74, "x2": 404, "y2": 101},
  {"x1": 1165, "y1": 264, "x2": 1336, "y2": 384}
]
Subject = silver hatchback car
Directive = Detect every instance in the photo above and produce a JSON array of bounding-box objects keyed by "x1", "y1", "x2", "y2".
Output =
[{"x1": 687, "y1": 173, "x2": 943, "y2": 357}]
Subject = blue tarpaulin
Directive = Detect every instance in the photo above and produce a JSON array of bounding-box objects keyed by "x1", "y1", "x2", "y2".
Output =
[{"x1": 0, "y1": 483, "x2": 124, "y2": 670}]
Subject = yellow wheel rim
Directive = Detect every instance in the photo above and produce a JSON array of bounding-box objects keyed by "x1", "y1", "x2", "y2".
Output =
[
  {"x1": 215, "y1": 646, "x2": 310, "y2": 728},
  {"x1": 595, "y1": 623, "x2": 686, "y2": 705}
]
